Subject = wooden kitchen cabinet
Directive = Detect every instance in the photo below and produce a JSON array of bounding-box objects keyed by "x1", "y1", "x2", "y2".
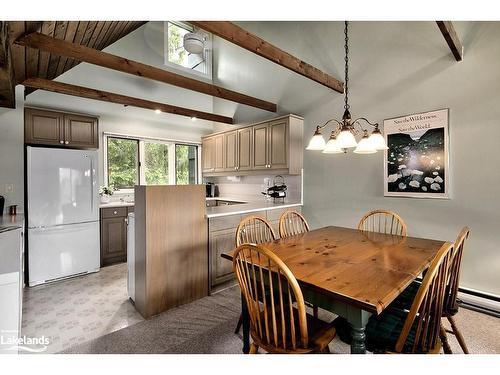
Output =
[
  {"x1": 100, "y1": 207, "x2": 128, "y2": 267},
  {"x1": 25, "y1": 107, "x2": 99, "y2": 149},
  {"x1": 201, "y1": 114, "x2": 303, "y2": 177},
  {"x1": 252, "y1": 122, "x2": 269, "y2": 170},
  {"x1": 223, "y1": 130, "x2": 238, "y2": 172},
  {"x1": 268, "y1": 118, "x2": 288, "y2": 170},
  {"x1": 209, "y1": 228, "x2": 237, "y2": 286},
  {"x1": 214, "y1": 134, "x2": 224, "y2": 172},
  {"x1": 24, "y1": 108, "x2": 65, "y2": 146},
  {"x1": 238, "y1": 127, "x2": 253, "y2": 171},
  {"x1": 202, "y1": 136, "x2": 215, "y2": 173},
  {"x1": 63, "y1": 114, "x2": 98, "y2": 149}
]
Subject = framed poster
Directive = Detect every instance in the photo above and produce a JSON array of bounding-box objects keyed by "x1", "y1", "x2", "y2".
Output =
[{"x1": 384, "y1": 108, "x2": 449, "y2": 199}]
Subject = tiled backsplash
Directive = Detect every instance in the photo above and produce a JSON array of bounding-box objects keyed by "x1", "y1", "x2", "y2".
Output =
[
  {"x1": 204, "y1": 172, "x2": 303, "y2": 202},
  {"x1": 104, "y1": 171, "x2": 303, "y2": 204}
]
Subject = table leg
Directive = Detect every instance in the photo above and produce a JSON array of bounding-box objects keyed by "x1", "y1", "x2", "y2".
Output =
[
  {"x1": 350, "y1": 325, "x2": 366, "y2": 354},
  {"x1": 241, "y1": 293, "x2": 250, "y2": 354},
  {"x1": 347, "y1": 308, "x2": 371, "y2": 354}
]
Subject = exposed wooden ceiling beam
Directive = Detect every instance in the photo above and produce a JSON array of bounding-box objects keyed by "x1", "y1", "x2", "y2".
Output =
[
  {"x1": 0, "y1": 22, "x2": 16, "y2": 108},
  {"x1": 436, "y1": 21, "x2": 463, "y2": 61},
  {"x1": 16, "y1": 32, "x2": 277, "y2": 112},
  {"x1": 23, "y1": 77, "x2": 233, "y2": 124},
  {"x1": 190, "y1": 21, "x2": 344, "y2": 94}
]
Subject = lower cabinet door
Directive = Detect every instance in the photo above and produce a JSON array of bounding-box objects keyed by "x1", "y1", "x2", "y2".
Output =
[
  {"x1": 209, "y1": 228, "x2": 237, "y2": 287},
  {"x1": 100, "y1": 216, "x2": 127, "y2": 266}
]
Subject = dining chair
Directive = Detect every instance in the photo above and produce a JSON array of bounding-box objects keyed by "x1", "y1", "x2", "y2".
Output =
[
  {"x1": 365, "y1": 242, "x2": 454, "y2": 353},
  {"x1": 234, "y1": 215, "x2": 277, "y2": 334},
  {"x1": 358, "y1": 209, "x2": 407, "y2": 236},
  {"x1": 236, "y1": 215, "x2": 277, "y2": 247},
  {"x1": 233, "y1": 243, "x2": 337, "y2": 353},
  {"x1": 439, "y1": 227, "x2": 470, "y2": 354},
  {"x1": 278, "y1": 210, "x2": 319, "y2": 318},
  {"x1": 279, "y1": 210, "x2": 310, "y2": 238}
]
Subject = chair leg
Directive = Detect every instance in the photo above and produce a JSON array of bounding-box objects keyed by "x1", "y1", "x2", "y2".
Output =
[
  {"x1": 447, "y1": 316, "x2": 469, "y2": 354},
  {"x1": 313, "y1": 306, "x2": 319, "y2": 319},
  {"x1": 234, "y1": 314, "x2": 243, "y2": 334},
  {"x1": 249, "y1": 343, "x2": 259, "y2": 354},
  {"x1": 439, "y1": 323, "x2": 453, "y2": 354}
]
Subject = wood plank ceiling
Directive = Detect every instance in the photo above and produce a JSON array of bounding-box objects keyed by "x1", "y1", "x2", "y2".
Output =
[{"x1": 7, "y1": 21, "x2": 146, "y2": 93}]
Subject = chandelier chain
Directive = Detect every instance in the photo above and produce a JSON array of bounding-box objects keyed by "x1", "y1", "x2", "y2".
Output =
[{"x1": 344, "y1": 21, "x2": 349, "y2": 111}]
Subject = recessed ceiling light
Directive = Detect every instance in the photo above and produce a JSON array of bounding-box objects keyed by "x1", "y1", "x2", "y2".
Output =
[
  {"x1": 191, "y1": 117, "x2": 197, "y2": 121},
  {"x1": 155, "y1": 109, "x2": 161, "y2": 114}
]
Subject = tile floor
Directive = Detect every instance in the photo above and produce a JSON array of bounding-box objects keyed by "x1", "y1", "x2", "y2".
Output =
[{"x1": 21, "y1": 263, "x2": 143, "y2": 353}]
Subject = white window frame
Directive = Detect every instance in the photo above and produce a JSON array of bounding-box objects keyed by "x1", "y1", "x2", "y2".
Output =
[
  {"x1": 103, "y1": 132, "x2": 201, "y2": 194},
  {"x1": 164, "y1": 21, "x2": 213, "y2": 80}
]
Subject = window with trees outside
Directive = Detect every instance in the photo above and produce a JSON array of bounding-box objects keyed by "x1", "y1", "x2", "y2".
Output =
[
  {"x1": 106, "y1": 135, "x2": 199, "y2": 191},
  {"x1": 165, "y1": 21, "x2": 212, "y2": 79}
]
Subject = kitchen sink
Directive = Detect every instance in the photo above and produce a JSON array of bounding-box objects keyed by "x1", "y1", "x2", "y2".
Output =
[{"x1": 206, "y1": 199, "x2": 246, "y2": 207}]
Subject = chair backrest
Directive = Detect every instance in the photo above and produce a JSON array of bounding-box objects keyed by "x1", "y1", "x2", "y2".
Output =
[
  {"x1": 358, "y1": 209, "x2": 407, "y2": 236},
  {"x1": 236, "y1": 215, "x2": 277, "y2": 247},
  {"x1": 395, "y1": 242, "x2": 454, "y2": 353},
  {"x1": 279, "y1": 210, "x2": 310, "y2": 238},
  {"x1": 233, "y1": 244, "x2": 309, "y2": 351},
  {"x1": 444, "y1": 227, "x2": 470, "y2": 315}
]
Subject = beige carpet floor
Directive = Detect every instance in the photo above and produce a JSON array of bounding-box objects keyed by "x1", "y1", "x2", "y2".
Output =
[{"x1": 63, "y1": 284, "x2": 500, "y2": 354}]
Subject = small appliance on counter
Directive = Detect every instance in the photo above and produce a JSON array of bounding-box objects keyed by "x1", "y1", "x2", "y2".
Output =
[
  {"x1": 0, "y1": 195, "x2": 4, "y2": 214},
  {"x1": 262, "y1": 175, "x2": 287, "y2": 202},
  {"x1": 205, "y1": 182, "x2": 217, "y2": 198}
]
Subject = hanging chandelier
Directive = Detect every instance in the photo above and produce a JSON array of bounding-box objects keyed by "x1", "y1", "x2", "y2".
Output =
[{"x1": 306, "y1": 21, "x2": 387, "y2": 154}]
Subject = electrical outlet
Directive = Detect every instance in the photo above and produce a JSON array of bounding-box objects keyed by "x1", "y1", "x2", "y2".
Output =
[{"x1": 5, "y1": 184, "x2": 13, "y2": 194}]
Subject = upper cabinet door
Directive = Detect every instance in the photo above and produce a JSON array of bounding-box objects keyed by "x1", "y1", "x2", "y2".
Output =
[
  {"x1": 214, "y1": 134, "x2": 225, "y2": 172},
  {"x1": 25, "y1": 108, "x2": 65, "y2": 146},
  {"x1": 238, "y1": 127, "x2": 253, "y2": 171},
  {"x1": 252, "y1": 123, "x2": 269, "y2": 170},
  {"x1": 223, "y1": 131, "x2": 238, "y2": 172},
  {"x1": 269, "y1": 119, "x2": 288, "y2": 170},
  {"x1": 202, "y1": 137, "x2": 215, "y2": 172},
  {"x1": 64, "y1": 114, "x2": 98, "y2": 149}
]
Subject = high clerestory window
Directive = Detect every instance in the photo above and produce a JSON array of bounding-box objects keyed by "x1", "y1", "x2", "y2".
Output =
[{"x1": 165, "y1": 21, "x2": 212, "y2": 79}]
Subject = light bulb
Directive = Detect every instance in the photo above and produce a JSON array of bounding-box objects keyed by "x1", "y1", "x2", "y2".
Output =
[
  {"x1": 336, "y1": 129, "x2": 358, "y2": 148},
  {"x1": 322, "y1": 135, "x2": 343, "y2": 154},
  {"x1": 354, "y1": 133, "x2": 377, "y2": 154},
  {"x1": 306, "y1": 128, "x2": 326, "y2": 150},
  {"x1": 368, "y1": 129, "x2": 388, "y2": 150}
]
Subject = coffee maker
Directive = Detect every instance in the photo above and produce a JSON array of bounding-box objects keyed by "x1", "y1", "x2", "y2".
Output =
[{"x1": 205, "y1": 182, "x2": 216, "y2": 198}]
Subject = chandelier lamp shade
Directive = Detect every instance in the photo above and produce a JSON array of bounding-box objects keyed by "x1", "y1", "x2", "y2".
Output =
[{"x1": 306, "y1": 21, "x2": 388, "y2": 154}]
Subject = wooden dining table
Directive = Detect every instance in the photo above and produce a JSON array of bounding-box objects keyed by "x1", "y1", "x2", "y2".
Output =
[{"x1": 221, "y1": 225, "x2": 446, "y2": 354}]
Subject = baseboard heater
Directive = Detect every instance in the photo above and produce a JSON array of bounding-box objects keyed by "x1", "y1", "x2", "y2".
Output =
[{"x1": 457, "y1": 287, "x2": 500, "y2": 318}]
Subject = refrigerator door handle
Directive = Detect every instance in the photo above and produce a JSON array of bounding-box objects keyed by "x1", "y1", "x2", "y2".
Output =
[{"x1": 89, "y1": 155, "x2": 94, "y2": 212}]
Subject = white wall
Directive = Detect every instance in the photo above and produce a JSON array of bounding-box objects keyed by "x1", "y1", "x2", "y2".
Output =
[
  {"x1": 211, "y1": 21, "x2": 500, "y2": 296},
  {"x1": 299, "y1": 21, "x2": 500, "y2": 296},
  {"x1": 0, "y1": 86, "x2": 25, "y2": 213}
]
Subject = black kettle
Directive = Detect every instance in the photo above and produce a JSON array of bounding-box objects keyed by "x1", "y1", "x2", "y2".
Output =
[{"x1": 0, "y1": 195, "x2": 4, "y2": 215}]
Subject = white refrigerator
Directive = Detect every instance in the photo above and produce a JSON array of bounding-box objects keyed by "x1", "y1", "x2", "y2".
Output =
[{"x1": 27, "y1": 147, "x2": 100, "y2": 286}]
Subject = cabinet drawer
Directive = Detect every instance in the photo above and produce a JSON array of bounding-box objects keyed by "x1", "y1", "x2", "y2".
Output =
[
  {"x1": 101, "y1": 207, "x2": 128, "y2": 218},
  {"x1": 209, "y1": 215, "x2": 241, "y2": 232},
  {"x1": 266, "y1": 206, "x2": 301, "y2": 221}
]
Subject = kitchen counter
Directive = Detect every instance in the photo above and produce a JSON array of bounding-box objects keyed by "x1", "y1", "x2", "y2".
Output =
[
  {"x1": 99, "y1": 201, "x2": 134, "y2": 208},
  {"x1": 0, "y1": 214, "x2": 24, "y2": 233},
  {"x1": 206, "y1": 198, "x2": 302, "y2": 218}
]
